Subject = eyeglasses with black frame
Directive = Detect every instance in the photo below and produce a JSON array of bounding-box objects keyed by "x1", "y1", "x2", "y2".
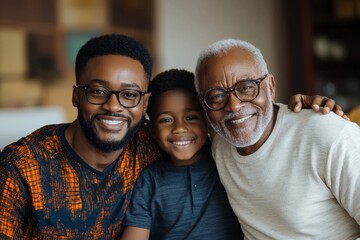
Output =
[
  {"x1": 76, "y1": 85, "x2": 147, "y2": 108},
  {"x1": 201, "y1": 74, "x2": 268, "y2": 111}
]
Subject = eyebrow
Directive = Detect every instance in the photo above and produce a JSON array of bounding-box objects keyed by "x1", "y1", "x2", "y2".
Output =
[{"x1": 88, "y1": 78, "x2": 141, "y2": 89}]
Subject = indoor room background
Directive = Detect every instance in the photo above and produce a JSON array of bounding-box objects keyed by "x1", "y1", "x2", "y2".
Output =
[{"x1": 0, "y1": 0, "x2": 359, "y2": 149}]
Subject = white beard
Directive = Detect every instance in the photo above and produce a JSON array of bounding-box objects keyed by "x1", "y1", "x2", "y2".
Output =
[{"x1": 209, "y1": 87, "x2": 273, "y2": 148}]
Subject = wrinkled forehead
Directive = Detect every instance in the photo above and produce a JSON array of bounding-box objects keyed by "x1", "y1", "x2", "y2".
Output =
[{"x1": 197, "y1": 48, "x2": 261, "y2": 91}]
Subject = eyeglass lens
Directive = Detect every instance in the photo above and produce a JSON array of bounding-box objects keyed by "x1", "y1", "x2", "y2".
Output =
[
  {"x1": 85, "y1": 86, "x2": 143, "y2": 107},
  {"x1": 204, "y1": 80, "x2": 260, "y2": 110}
]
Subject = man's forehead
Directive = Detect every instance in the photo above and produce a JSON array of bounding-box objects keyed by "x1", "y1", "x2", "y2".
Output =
[
  {"x1": 79, "y1": 55, "x2": 148, "y2": 89},
  {"x1": 200, "y1": 54, "x2": 258, "y2": 78}
]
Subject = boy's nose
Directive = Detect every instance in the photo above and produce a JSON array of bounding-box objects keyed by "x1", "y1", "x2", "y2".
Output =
[{"x1": 172, "y1": 122, "x2": 188, "y2": 134}]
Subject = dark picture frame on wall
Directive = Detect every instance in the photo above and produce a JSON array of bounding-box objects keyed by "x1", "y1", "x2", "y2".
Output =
[{"x1": 108, "y1": 0, "x2": 153, "y2": 29}]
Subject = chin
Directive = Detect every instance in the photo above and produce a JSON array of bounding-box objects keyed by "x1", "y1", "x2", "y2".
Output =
[{"x1": 79, "y1": 112, "x2": 145, "y2": 153}]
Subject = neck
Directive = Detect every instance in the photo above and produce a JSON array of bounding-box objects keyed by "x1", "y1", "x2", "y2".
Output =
[{"x1": 65, "y1": 121, "x2": 123, "y2": 172}]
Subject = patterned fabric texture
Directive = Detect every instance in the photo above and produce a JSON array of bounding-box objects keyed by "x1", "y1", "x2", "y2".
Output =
[{"x1": 0, "y1": 123, "x2": 161, "y2": 239}]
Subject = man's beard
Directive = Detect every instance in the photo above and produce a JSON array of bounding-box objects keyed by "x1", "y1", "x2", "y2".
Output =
[
  {"x1": 78, "y1": 111, "x2": 144, "y2": 153},
  {"x1": 208, "y1": 88, "x2": 273, "y2": 148}
]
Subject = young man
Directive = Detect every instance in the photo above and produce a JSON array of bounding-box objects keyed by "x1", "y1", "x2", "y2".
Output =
[
  {"x1": 0, "y1": 33, "x2": 344, "y2": 239},
  {"x1": 121, "y1": 69, "x2": 243, "y2": 239},
  {"x1": 195, "y1": 39, "x2": 360, "y2": 239},
  {"x1": 0, "y1": 34, "x2": 161, "y2": 239}
]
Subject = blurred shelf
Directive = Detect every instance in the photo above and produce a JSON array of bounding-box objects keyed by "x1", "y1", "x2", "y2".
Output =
[{"x1": 285, "y1": 0, "x2": 360, "y2": 112}]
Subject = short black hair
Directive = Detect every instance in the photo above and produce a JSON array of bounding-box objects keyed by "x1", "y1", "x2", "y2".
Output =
[
  {"x1": 147, "y1": 69, "x2": 197, "y2": 120},
  {"x1": 75, "y1": 34, "x2": 152, "y2": 83}
]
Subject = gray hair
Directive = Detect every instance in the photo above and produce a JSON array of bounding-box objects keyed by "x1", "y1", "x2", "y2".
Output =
[{"x1": 194, "y1": 39, "x2": 268, "y2": 93}]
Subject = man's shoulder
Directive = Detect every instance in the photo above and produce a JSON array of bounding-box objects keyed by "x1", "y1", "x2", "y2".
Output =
[
  {"x1": 277, "y1": 103, "x2": 359, "y2": 142},
  {"x1": 0, "y1": 123, "x2": 67, "y2": 166},
  {"x1": 3, "y1": 123, "x2": 66, "y2": 147},
  {"x1": 211, "y1": 133, "x2": 233, "y2": 157},
  {"x1": 277, "y1": 102, "x2": 345, "y2": 126},
  {"x1": 133, "y1": 123, "x2": 157, "y2": 151},
  {"x1": 124, "y1": 122, "x2": 162, "y2": 167},
  {"x1": 134, "y1": 122, "x2": 152, "y2": 138}
]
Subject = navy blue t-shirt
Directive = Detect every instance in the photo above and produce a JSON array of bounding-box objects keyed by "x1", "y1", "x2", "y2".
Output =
[{"x1": 124, "y1": 148, "x2": 243, "y2": 239}]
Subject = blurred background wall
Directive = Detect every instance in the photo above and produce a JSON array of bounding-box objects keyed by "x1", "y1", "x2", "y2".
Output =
[{"x1": 0, "y1": 0, "x2": 359, "y2": 148}]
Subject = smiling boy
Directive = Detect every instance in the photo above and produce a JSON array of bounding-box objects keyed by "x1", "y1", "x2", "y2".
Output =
[{"x1": 121, "y1": 69, "x2": 243, "y2": 239}]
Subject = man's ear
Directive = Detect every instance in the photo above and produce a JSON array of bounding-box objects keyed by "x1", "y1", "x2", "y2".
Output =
[
  {"x1": 143, "y1": 92, "x2": 151, "y2": 113},
  {"x1": 268, "y1": 74, "x2": 276, "y2": 102},
  {"x1": 72, "y1": 85, "x2": 79, "y2": 107}
]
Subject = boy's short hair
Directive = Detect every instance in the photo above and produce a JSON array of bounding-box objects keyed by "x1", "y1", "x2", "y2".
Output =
[
  {"x1": 75, "y1": 34, "x2": 152, "y2": 83},
  {"x1": 147, "y1": 69, "x2": 197, "y2": 120}
]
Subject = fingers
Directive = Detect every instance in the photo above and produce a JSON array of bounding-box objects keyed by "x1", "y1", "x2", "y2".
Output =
[
  {"x1": 311, "y1": 95, "x2": 337, "y2": 114},
  {"x1": 288, "y1": 94, "x2": 304, "y2": 113},
  {"x1": 330, "y1": 104, "x2": 348, "y2": 120},
  {"x1": 342, "y1": 114, "x2": 350, "y2": 121},
  {"x1": 295, "y1": 94, "x2": 331, "y2": 113},
  {"x1": 320, "y1": 97, "x2": 341, "y2": 115},
  {"x1": 313, "y1": 96, "x2": 349, "y2": 120},
  {"x1": 309, "y1": 95, "x2": 326, "y2": 112},
  {"x1": 288, "y1": 94, "x2": 349, "y2": 120},
  {"x1": 320, "y1": 97, "x2": 332, "y2": 114}
]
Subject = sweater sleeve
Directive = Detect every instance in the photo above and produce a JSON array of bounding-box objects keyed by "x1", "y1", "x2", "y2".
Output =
[{"x1": 324, "y1": 122, "x2": 360, "y2": 225}]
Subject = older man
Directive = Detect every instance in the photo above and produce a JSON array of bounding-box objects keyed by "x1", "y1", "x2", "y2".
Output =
[{"x1": 195, "y1": 39, "x2": 360, "y2": 239}]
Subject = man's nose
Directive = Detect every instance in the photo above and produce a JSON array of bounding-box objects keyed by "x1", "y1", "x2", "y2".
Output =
[
  {"x1": 102, "y1": 93, "x2": 125, "y2": 112},
  {"x1": 224, "y1": 92, "x2": 244, "y2": 112}
]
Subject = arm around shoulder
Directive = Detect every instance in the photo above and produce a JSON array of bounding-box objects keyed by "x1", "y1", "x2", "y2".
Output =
[{"x1": 288, "y1": 94, "x2": 348, "y2": 119}]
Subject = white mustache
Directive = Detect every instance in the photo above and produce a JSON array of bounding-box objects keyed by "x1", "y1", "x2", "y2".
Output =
[{"x1": 222, "y1": 110, "x2": 255, "y2": 122}]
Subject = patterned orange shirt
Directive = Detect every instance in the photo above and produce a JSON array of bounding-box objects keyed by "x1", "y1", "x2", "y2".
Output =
[{"x1": 0, "y1": 123, "x2": 161, "y2": 239}]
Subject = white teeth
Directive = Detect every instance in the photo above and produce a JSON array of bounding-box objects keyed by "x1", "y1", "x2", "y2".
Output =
[
  {"x1": 230, "y1": 115, "x2": 252, "y2": 124},
  {"x1": 101, "y1": 119, "x2": 122, "y2": 125},
  {"x1": 172, "y1": 140, "x2": 192, "y2": 146}
]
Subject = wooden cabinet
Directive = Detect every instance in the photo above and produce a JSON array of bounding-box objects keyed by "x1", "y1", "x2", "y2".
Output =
[{"x1": 285, "y1": 0, "x2": 360, "y2": 112}]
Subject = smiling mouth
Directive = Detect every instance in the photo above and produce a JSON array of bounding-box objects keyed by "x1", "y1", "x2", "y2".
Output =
[
  {"x1": 228, "y1": 114, "x2": 253, "y2": 124},
  {"x1": 100, "y1": 119, "x2": 124, "y2": 125},
  {"x1": 96, "y1": 118, "x2": 128, "y2": 132},
  {"x1": 172, "y1": 140, "x2": 192, "y2": 146}
]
